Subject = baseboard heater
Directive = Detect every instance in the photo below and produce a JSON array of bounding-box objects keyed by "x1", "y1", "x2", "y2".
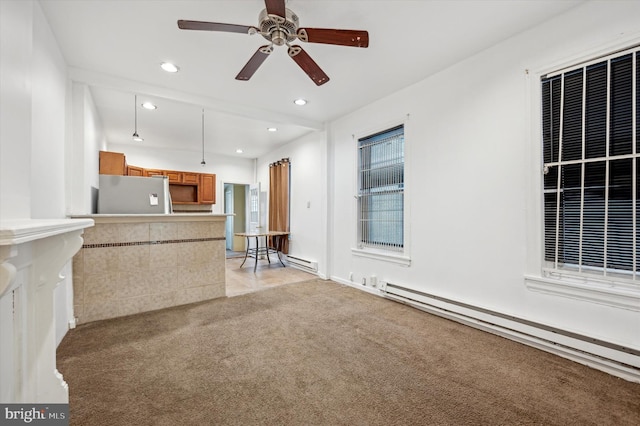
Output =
[
  {"x1": 381, "y1": 282, "x2": 640, "y2": 380},
  {"x1": 285, "y1": 255, "x2": 318, "y2": 273}
]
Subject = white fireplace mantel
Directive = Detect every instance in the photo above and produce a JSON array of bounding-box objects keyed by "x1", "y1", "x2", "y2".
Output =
[{"x1": 0, "y1": 218, "x2": 93, "y2": 403}]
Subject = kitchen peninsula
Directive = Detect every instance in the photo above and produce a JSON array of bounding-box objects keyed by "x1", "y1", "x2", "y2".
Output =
[{"x1": 71, "y1": 214, "x2": 228, "y2": 324}]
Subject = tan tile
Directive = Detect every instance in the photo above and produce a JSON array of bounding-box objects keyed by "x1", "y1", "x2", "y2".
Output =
[
  {"x1": 118, "y1": 270, "x2": 150, "y2": 298},
  {"x1": 157, "y1": 222, "x2": 180, "y2": 240},
  {"x1": 149, "y1": 243, "x2": 177, "y2": 268},
  {"x1": 176, "y1": 242, "x2": 200, "y2": 266},
  {"x1": 72, "y1": 249, "x2": 84, "y2": 276},
  {"x1": 117, "y1": 245, "x2": 150, "y2": 272},
  {"x1": 118, "y1": 223, "x2": 149, "y2": 243},
  {"x1": 72, "y1": 274, "x2": 84, "y2": 305},
  {"x1": 83, "y1": 301, "x2": 120, "y2": 323},
  {"x1": 149, "y1": 223, "x2": 163, "y2": 241},
  {"x1": 147, "y1": 267, "x2": 178, "y2": 294},
  {"x1": 178, "y1": 264, "x2": 208, "y2": 288},
  {"x1": 147, "y1": 291, "x2": 177, "y2": 311},
  {"x1": 92, "y1": 223, "x2": 120, "y2": 245},
  {"x1": 73, "y1": 304, "x2": 84, "y2": 323},
  {"x1": 175, "y1": 286, "x2": 204, "y2": 306},
  {"x1": 84, "y1": 272, "x2": 118, "y2": 304},
  {"x1": 202, "y1": 283, "x2": 225, "y2": 300},
  {"x1": 83, "y1": 246, "x2": 119, "y2": 275},
  {"x1": 80, "y1": 226, "x2": 98, "y2": 245},
  {"x1": 209, "y1": 221, "x2": 225, "y2": 237},
  {"x1": 118, "y1": 295, "x2": 148, "y2": 318}
]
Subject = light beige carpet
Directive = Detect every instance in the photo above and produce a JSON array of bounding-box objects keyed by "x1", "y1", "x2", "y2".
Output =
[{"x1": 57, "y1": 279, "x2": 640, "y2": 425}]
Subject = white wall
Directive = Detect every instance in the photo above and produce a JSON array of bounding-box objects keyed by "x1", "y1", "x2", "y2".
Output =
[
  {"x1": 326, "y1": 1, "x2": 640, "y2": 364},
  {"x1": 31, "y1": 2, "x2": 67, "y2": 219},
  {"x1": 108, "y1": 143, "x2": 255, "y2": 213},
  {"x1": 0, "y1": 0, "x2": 33, "y2": 220},
  {"x1": 0, "y1": 1, "x2": 81, "y2": 346},
  {"x1": 31, "y1": 2, "x2": 76, "y2": 346},
  {"x1": 256, "y1": 131, "x2": 328, "y2": 277},
  {"x1": 67, "y1": 83, "x2": 106, "y2": 215}
]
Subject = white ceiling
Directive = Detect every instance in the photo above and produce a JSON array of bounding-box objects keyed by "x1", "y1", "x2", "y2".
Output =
[{"x1": 40, "y1": 0, "x2": 583, "y2": 159}]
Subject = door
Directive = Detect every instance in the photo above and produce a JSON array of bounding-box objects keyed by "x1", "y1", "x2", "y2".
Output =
[
  {"x1": 249, "y1": 182, "x2": 260, "y2": 233},
  {"x1": 224, "y1": 184, "x2": 234, "y2": 250},
  {"x1": 224, "y1": 183, "x2": 250, "y2": 254}
]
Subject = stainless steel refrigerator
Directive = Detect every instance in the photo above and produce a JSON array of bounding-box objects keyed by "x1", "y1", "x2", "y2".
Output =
[{"x1": 98, "y1": 175, "x2": 172, "y2": 214}]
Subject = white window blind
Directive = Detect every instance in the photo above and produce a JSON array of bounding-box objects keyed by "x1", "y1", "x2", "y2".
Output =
[
  {"x1": 358, "y1": 125, "x2": 404, "y2": 251},
  {"x1": 541, "y1": 47, "x2": 638, "y2": 282}
]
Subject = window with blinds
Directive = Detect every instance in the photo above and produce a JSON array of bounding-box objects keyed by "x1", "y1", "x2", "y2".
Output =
[
  {"x1": 541, "y1": 47, "x2": 639, "y2": 282},
  {"x1": 357, "y1": 125, "x2": 404, "y2": 251}
]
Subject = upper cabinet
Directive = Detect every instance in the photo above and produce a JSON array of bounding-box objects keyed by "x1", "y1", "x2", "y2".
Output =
[
  {"x1": 182, "y1": 172, "x2": 199, "y2": 185},
  {"x1": 99, "y1": 151, "x2": 126, "y2": 175},
  {"x1": 200, "y1": 174, "x2": 216, "y2": 204},
  {"x1": 98, "y1": 151, "x2": 216, "y2": 205},
  {"x1": 144, "y1": 169, "x2": 164, "y2": 178},
  {"x1": 126, "y1": 165, "x2": 144, "y2": 176},
  {"x1": 164, "y1": 170, "x2": 181, "y2": 183}
]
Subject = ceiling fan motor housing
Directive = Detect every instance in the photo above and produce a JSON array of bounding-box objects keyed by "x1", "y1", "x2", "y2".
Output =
[{"x1": 259, "y1": 8, "x2": 299, "y2": 46}]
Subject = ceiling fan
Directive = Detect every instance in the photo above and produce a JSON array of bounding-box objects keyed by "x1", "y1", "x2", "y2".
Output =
[{"x1": 177, "y1": 0, "x2": 369, "y2": 86}]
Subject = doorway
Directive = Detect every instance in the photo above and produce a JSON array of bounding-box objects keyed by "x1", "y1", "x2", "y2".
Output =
[{"x1": 224, "y1": 183, "x2": 249, "y2": 257}]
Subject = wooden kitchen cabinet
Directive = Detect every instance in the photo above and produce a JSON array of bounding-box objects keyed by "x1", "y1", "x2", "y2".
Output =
[
  {"x1": 199, "y1": 174, "x2": 216, "y2": 204},
  {"x1": 99, "y1": 151, "x2": 126, "y2": 175},
  {"x1": 164, "y1": 170, "x2": 181, "y2": 183},
  {"x1": 169, "y1": 184, "x2": 199, "y2": 204},
  {"x1": 144, "y1": 169, "x2": 164, "y2": 178},
  {"x1": 182, "y1": 172, "x2": 199, "y2": 185},
  {"x1": 98, "y1": 151, "x2": 216, "y2": 204},
  {"x1": 127, "y1": 165, "x2": 144, "y2": 176}
]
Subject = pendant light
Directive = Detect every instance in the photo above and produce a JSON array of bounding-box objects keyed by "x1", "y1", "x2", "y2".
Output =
[
  {"x1": 132, "y1": 94, "x2": 143, "y2": 142},
  {"x1": 200, "y1": 108, "x2": 206, "y2": 166}
]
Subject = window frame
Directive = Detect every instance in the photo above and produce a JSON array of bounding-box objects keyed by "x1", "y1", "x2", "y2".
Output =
[
  {"x1": 524, "y1": 40, "x2": 640, "y2": 311},
  {"x1": 352, "y1": 117, "x2": 411, "y2": 266}
]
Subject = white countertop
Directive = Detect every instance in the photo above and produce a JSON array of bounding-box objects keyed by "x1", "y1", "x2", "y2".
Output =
[{"x1": 69, "y1": 213, "x2": 232, "y2": 224}]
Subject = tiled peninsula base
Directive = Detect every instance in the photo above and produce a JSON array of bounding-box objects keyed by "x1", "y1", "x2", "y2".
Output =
[{"x1": 72, "y1": 214, "x2": 227, "y2": 324}]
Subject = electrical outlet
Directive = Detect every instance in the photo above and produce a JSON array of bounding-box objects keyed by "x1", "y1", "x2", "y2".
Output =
[
  {"x1": 349, "y1": 272, "x2": 353, "y2": 281},
  {"x1": 362, "y1": 277, "x2": 366, "y2": 286}
]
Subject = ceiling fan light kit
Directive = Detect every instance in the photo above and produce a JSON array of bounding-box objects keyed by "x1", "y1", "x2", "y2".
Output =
[{"x1": 177, "y1": 0, "x2": 368, "y2": 86}]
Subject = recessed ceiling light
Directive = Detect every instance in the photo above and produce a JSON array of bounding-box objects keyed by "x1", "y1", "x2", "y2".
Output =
[
  {"x1": 236, "y1": 149, "x2": 244, "y2": 154},
  {"x1": 267, "y1": 127, "x2": 277, "y2": 132},
  {"x1": 160, "y1": 62, "x2": 179, "y2": 73},
  {"x1": 141, "y1": 101, "x2": 157, "y2": 110},
  {"x1": 293, "y1": 98, "x2": 307, "y2": 106}
]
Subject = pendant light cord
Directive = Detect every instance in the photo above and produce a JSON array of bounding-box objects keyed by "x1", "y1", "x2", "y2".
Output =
[
  {"x1": 132, "y1": 94, "x2": 143, "y2": 141},
  {"x1": 201, "y1": 108, "x2": 206, "y2": 165},
  {"x1": 134, "y1": 95, "x2": 138, "y2": 133}
]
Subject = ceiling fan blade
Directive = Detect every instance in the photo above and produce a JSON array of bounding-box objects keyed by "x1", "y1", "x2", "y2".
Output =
[
  {"x1": 264, "y1": 0, "x2": 286, "y2": 19},
  {"x1": 297, "y1": 28, "x2": 369, "y2": 48},
  {"x1": 236, "y1": 45, "x2": 273, "y2": 81},
  {"x1": 178, "y1": 20, "x2": 256, "y2": 35},
  {"x1": 288, "y1": 45, "x2": 329, "y2": 86}
]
